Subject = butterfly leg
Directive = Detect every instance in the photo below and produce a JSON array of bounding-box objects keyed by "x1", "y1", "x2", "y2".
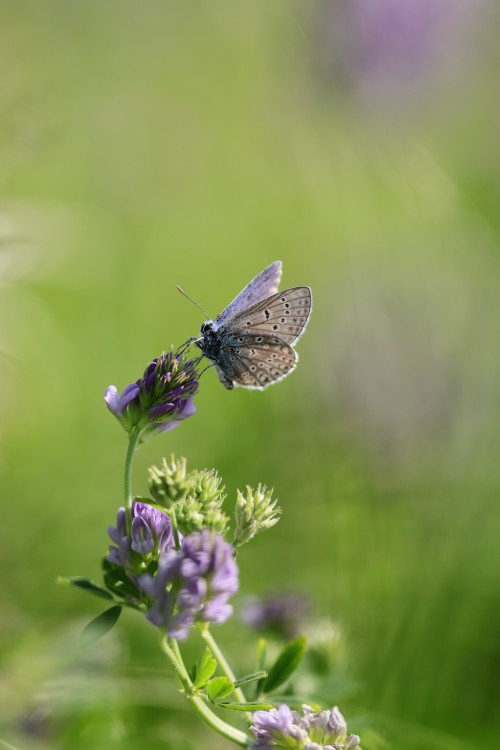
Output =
[
  {"x1": 176, "y1": 336, "x2": 198, "y2": 355},
  {"x1": 195, "y1": 360, "x2": 218, "y2": 381}
]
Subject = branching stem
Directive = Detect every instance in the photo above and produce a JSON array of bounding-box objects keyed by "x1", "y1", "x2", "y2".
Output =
[
  {"x1": 160, "y1": 636, "x2": 249, "y2": 746},
  {"x1": 200, "y1": 625, "x2": 252, "y2": 722}
]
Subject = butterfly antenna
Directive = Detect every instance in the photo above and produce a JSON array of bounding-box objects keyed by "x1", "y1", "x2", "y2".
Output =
[{"x1": 176, "y1": 285, "x2": 210, "y2": 319}]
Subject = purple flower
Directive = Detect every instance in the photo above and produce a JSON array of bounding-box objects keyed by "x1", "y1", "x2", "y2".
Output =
[
  {"x1": 315, "y1": 0, "x2": 477, "y2": 109},
  {"x1": 251, "y1": 705, "x2": 308, "y2": 749},
  {"x1": 241, "y1": 592, "x2": 310, "y2": 640},
  {"x1": 105, "y1": 350, "x2": 199, "y2": 440},
  {"x1": 139, "y1": 530, "x2": 239, "y2": 640},
  {"x1": 250, "y1": 704, "x2": 360, "y2": 750},
  {"x1": 303, "y1": 705, "x2": 347, "y2": 746},
  {"x1": 107, "y1": 502, "x2": 177, "y2": 571}
]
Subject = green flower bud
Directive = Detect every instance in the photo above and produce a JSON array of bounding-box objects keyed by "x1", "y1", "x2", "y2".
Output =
[
  {"x1": 233, "y1": 484, "x2": 281, "y2": 548},
  {"x1": 149, "y1": 457, "x2": 229, "y2": 536},
  {"x1": 188, "y1": 469, "x2": 226, "y2": 507},
  {"x1": 175, "y1": 495, "x2": 229, "y2": 536},
  {"x1": 149, "y1": 455, "x2": 190, "y2": 508},
  {"x1": 175, "y1": 468, "x2": 228, "y2": 536}
]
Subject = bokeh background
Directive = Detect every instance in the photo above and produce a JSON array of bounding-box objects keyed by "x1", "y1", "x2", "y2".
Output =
[{"x1": 1, "y1": 1, "x2": 500, "y2": 748}]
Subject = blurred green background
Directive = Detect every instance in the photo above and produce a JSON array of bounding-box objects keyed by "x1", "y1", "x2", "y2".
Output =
[{"x1": 1, "y1": 1, "x2": 500, "y2": 748}]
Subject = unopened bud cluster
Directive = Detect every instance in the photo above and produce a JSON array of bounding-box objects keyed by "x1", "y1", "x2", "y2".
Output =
[
  {"x1": 234, "y1": 484, "x2": 281, "y2": 548},
  {"x1": 149, "y1": 456, "x2": 229, "y2": 536}
]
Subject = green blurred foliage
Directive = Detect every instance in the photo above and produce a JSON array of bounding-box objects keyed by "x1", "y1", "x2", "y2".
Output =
[{"x1": 1, "y1": 1, "x2": 500, "y2": 748}]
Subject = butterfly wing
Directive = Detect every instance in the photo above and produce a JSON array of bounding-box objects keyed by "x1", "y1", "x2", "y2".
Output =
[
  {"x1": 213, "y1": 261, "x2": 283, "y2": 328},
  {"x1": 215, "y1": 333, "x2": 298, "y2": 390},
  {"x1": 224, "y1": 287, "x2": 312, "y2": 345}
]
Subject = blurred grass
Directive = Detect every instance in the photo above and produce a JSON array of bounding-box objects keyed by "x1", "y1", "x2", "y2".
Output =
[{"x1": 1, "y1": 1, "x2": 500, "y2": 748}]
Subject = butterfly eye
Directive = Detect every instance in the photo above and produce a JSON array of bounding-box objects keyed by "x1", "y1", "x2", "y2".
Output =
[{"x1": 201, "y1": 322, "x2": 212, "y2": 333}]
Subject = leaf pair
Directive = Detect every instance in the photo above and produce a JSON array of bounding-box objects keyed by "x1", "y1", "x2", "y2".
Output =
[
  {"x1": 191, "y1": 647, "x2": 218, "y2": 688},
  {"x1": 191, "y1": 648, "x2": 272, "y2": 712}
]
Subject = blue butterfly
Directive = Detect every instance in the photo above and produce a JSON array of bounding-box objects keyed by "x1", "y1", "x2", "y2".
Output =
[{"x1": 194, "y1": 261, "x2": 312, "y2": 390}]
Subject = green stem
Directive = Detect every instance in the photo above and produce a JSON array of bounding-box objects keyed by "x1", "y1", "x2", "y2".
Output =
[
  {"x1": 160, "y1": 636, "x2": 249, "y2": 747},
  {"x1": 124, "y1": 427, "x2": 141, "y2": 536},
  {"x1": 199, "y1": 626, "x2": 251, "y2": 721},
  {"x1": 169, "y1": 505, "x2": 182, "y2": 550},
  {"x1": 170, "y1": 637, "x2": 186, "y2": 672}
]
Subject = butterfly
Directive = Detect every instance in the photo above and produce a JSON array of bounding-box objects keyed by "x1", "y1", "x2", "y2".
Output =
[{"x1": 193, "y1": 261, "x2": 312, "y2": 390}]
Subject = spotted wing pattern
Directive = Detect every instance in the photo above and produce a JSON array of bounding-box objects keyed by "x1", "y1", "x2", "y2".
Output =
[
  {"x1": 213, "y1": 261, "x2": 283, "y2": 327},
  {"x1": 223, "y1": 287, "x2": 312, "y2": 345},
  {"x1": 214, "y1": 333, "x2": 298, "y2": 390}
]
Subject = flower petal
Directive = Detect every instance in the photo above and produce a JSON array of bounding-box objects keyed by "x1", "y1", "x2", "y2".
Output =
[{"x1": 104, "y1": 385, "x2": 120, "y2": 415}]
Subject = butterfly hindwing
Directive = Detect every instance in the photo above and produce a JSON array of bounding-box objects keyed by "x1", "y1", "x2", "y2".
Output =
[{"x1": 214, "y1": 333, "x2": 297, "y2": 390}]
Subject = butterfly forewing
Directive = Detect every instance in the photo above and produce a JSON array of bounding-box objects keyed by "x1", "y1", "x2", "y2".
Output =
[
  {"x1": 222, "y1": 287, "x2": 312, "y2": 345},
  {"x1": 214, "y1": 261, "x2": 283, "y2": 327}
]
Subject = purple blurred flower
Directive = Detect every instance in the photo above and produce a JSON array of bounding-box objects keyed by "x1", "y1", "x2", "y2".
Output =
[
  {"x1": 250, "y1": 704, "x2": 360, "y2": 749},
  {"x1": 241, "y1": 591, "x2": 310, "y2": 640},
  {"x1": 107, "y1": 501, "x2": 177, "y2": 571},
  {"x1": 139, "y1": 530, "x2": 239, "y2": 640},
  {"x1": 105, "y1": 349, "x2": 199, "y2": 440},
  {"x1": 315, "y1": 0, "x2": 479, "y2": 109}
]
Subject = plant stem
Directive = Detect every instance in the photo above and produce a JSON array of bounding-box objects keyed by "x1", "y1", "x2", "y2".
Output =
[
  {"x1": 160, "y1": 636, "x2": 249, "y2": 747},
  {"x1": 169, "y1": 505, "x2": 182, "y2": 550},
  {"x1": 124, "y1": 427, "x2": 140, "y2": 535},
  {"x1": 200, "y1": 626, "x2": 251, "y2": 721}
]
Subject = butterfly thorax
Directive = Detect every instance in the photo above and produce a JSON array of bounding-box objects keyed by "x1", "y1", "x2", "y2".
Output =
[{"x1": 197, "y1": 321, "x2": 221, "y2": 362}]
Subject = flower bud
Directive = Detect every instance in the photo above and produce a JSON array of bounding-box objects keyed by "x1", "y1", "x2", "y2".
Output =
[
  {"x1": 149, "y1": 455, "x2": 190, "y2": 508},
  {"x1": 149, "y1": 457, "x2": 229, "y2": 536},
  {"x1": 233, "y1": 484, "x2": 281, "y2": 548}
]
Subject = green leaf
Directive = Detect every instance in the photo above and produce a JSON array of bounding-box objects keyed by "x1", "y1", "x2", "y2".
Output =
[
  {"x1": 218, "y1": 701, "x2": 275, "y2": 712},
  {"x1": 57, "y1": 576, "x2": 114, "y2": 601},
  {"x1": 233, "y1": 671, "x2": 268, "y2": 689},
  {"x1": 207, "y1": 676, "x2": 234, "y2": 702},
  {"x1": 102, "y1": 559, "x2": 141, "y2": 599},
  {"x1": 262, "y1": 637, "x2": 307, "y2": 694},
  {"x1": 79, "y1": 605, "x2": 122, "y2": 647},
  {"x1": 193, "y1": 648, "x2": 217, "y2": 688}
]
